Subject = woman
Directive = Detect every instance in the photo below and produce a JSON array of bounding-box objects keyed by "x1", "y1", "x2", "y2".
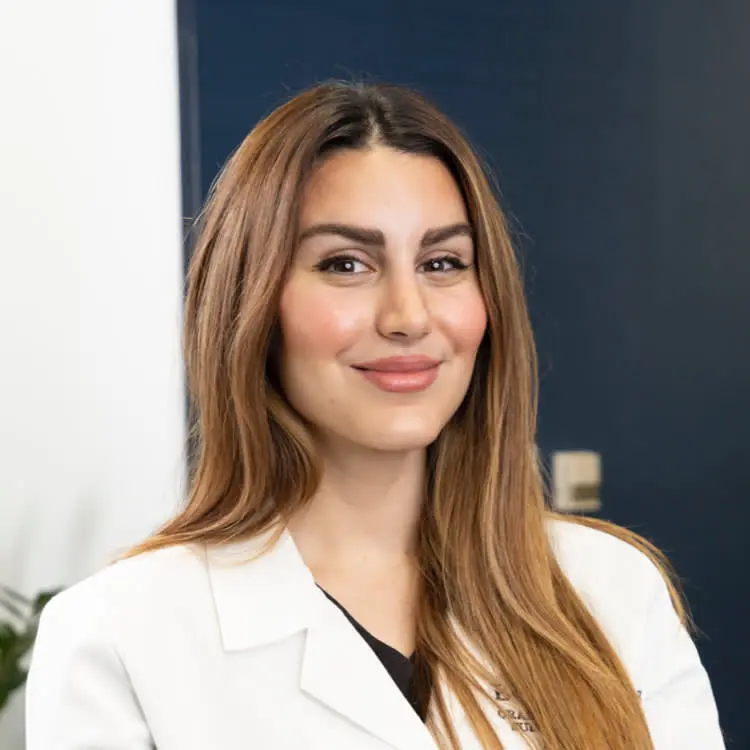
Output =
[{"x1": 26, "y1": 82, "x2": 723, "y2": 749}]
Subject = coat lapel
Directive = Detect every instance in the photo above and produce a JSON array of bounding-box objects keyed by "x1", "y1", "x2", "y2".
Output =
[
  {"x1": 205, "y1": 527, "x2": 437, "y2": 750},
  {"x1": 301, "y1": 604, "x2": 437, "y2": 750},
  {"x1": 205, "y1": 527, "x2": 324, "y2": 650}
]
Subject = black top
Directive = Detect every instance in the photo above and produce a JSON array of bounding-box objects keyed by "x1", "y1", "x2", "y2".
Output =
[{"x1": 318, "y1": 586, "x2": 424, "y2": 720}]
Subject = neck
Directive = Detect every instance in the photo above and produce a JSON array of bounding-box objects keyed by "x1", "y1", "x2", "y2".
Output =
[{"x1": 287, "y1": 442, "x2": 427, "y2": 569}]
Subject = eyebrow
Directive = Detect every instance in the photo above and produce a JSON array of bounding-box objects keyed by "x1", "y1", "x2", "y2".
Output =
[{"x1": 297, "y1": 222, "x2": 473, "y2": 247}]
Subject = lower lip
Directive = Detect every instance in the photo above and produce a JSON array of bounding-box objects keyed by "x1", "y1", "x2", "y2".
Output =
[{"x1": 354, "y1": 366, "x2": 440, "y2": 393}]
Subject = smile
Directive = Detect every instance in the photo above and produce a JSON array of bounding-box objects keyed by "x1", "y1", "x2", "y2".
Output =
[{"x1": 351, "y1": 356, "x2": 441, "y2": 393}]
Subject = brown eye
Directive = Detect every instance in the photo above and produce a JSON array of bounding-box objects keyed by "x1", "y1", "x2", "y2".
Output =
[
  {"x1": 421, "y1": 256, "x2": 469, "y2": 274},
  {"x1": 315, "y1": 255, "x2": 368, "y2": 274}
]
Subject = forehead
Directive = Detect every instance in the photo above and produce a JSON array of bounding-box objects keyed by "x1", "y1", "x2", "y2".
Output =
[{"x1": 299, "y1": 147, "x2": 468, "y2": 230}]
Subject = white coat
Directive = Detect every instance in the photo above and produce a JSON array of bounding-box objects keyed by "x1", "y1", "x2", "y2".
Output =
[{"x1": 25, "y1": 518, "x2": 724, "y2": 749}]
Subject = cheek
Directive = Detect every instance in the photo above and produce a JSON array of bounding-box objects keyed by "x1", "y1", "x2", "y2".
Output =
[
  {"x1": 278, "y1": 279, "x2": 366, "y2": 360},
  {"x1": 436, "y1": 287, "x2": 488, "y2": 354}
]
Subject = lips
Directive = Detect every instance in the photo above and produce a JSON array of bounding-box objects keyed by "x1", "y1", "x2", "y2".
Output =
[
  {"x1": 352, "y1": 356, "x2": 440, "y2": 372},
  {"x1": 351, "y1": 356, "x2": 441, "y2": 393}
]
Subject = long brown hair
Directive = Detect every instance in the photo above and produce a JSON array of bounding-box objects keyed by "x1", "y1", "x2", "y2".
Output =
[{"x1": 130, "y1": 82, "x2": 685, "y2": 748}]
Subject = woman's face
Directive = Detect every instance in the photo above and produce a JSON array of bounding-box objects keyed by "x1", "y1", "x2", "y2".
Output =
[{"x1": 278, "y1": 146, "x2": 487, "y2": 453}]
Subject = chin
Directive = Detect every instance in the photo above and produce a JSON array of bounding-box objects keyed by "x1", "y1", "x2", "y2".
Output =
[{"x1": 356, "y1": 419, "x2": 444, "y2": 453}]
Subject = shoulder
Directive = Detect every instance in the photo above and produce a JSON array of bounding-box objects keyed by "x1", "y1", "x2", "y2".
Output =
[
  {"x1": 546, "y1": 518, "x2": 724, "y2": 745},
  {"x1": 546, "y1": 515, "x2": 663, "y2": 590},
  {"x1": 39, "y1": 544, "x2": 211, "y2": 644},
  {"x1": 546, "y1": 516, "x2": 669, "y2": 663}
]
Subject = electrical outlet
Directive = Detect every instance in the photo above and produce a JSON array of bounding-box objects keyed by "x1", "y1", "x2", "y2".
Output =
[{"x1": 551, "y1": 451, "x2": 602, "y2": 513}]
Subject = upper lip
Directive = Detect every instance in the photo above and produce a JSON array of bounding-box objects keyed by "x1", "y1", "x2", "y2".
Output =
[{"x1": 352, "y1": 356, "x2": 441, "y2": 372}]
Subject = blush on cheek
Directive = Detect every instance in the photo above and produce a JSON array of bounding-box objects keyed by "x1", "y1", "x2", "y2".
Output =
[
  {"x1": 440, "y1": 291, "x2": 488, "y2": 353},
  {"x1": 470, "y1": 301, "x2": 489, "y2": 349},
  {"x1": 279, "y1": 280, "x2": 366, "y2": 358}
]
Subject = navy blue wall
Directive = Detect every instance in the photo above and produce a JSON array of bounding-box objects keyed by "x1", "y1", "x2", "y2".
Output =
[{"x1": 192, "y1": 1, "x2": 749, "y2": 742}]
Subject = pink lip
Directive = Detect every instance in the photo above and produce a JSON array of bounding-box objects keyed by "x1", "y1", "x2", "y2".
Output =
[
  {"x1": 353, "y1": 355, "x2": 441, "y2": 372},
  {"x1": 352, "y1": 356, "x2": 441, "y2": 393}
]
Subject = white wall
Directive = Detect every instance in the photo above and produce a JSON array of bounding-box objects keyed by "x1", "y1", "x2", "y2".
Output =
[{"x1": 0, "y1": 1, "x2": 186, "y2": 745}]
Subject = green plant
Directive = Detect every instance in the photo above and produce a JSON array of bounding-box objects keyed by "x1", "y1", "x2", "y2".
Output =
[{"x1": 0, "y1": 585, "x2": 60, "y2": 714}]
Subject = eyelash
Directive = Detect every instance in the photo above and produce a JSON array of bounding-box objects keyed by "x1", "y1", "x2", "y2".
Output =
[{"x1": 314, "y1": 254, "x2": 470, "y2": 275}]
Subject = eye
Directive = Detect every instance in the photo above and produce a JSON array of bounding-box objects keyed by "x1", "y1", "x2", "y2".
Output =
[
  {"x1": 314, "y1": 255, "x2": 370, "y2": 275},
  {"x1": 421, "y1": 255, "x2": 470, "y2": 274}
]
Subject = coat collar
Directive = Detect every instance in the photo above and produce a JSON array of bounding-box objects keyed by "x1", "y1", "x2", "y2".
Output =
[
  {"x1": 203, "y1": 526, "x2": 439, "y2": 750},
  {"x1": 204, "y1": 526, "x2": 327, "y2": 651}
]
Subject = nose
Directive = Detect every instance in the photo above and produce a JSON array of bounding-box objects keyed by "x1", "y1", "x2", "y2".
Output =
[{"x1": 376, "y1": 270, "x2": 431, "y2": 341}]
